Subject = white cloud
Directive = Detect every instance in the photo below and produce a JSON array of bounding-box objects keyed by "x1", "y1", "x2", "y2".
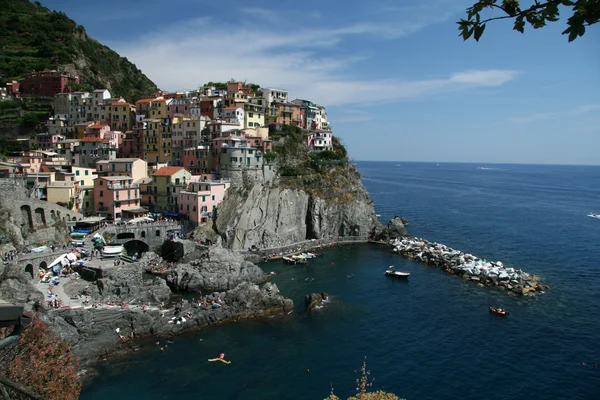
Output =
[{"x1": 107, "y1": 5, "x2": 517, "y2": 106}]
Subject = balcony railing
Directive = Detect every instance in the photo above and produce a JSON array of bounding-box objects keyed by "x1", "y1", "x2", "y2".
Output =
[{"x1": 107, "y1": 184, "x2": 140, "y2": 190}]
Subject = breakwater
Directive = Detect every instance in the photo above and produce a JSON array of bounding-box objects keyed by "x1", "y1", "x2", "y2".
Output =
[{"x1": 390, "y1": 237, "x2": 546, "y2": 295}]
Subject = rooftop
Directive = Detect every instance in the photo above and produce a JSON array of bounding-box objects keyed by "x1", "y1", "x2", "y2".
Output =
[{"x1": 153, "y1": 166, "x2": 187, "y2": 177}]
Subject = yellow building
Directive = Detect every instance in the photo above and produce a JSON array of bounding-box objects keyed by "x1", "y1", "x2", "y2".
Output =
[
  {"x1": 149, "y1": 166, "x2": 191, "y2": 213},
  {"x1": 72, "y1": 167, "x2": 97, "y2": 187},
  {"x1": 143, "y1": 119, "x2": 172, "y2": 164},
  {"x1": 47, "y1": 181, "x2": 77, "y2": 207},
  {"x1": 109, "y1": 101, "x2": 136, "y2": 131},
  {"x1": 243, "y1": 103, "x2": 265, "y2": 128},
  {"x1": 148, "y1": 99, "x2": 168, "y2": 119}
]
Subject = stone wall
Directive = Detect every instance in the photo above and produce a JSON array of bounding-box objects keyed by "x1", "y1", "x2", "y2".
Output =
[{"x1": 0, "y1": 178, "x2": 83, "y2": 249}]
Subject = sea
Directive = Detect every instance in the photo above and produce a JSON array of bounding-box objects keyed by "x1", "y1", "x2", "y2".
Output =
[{"x1": 80, "y1": 161, "x2": 600, "y2": 400}]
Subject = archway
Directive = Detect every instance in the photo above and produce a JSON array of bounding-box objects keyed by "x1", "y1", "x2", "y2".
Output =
[
  {"x1": 116, "y1": 232, "x2": 135, "y2": 240},
  {"x1": 123, "y1": 240, "x2": 150, "y2": 258},
  {"x1": 20, "y1": 205, "x2": 33, "y2": 229},
  {"x1": 155, "y1": 230, "x2": 161, "y2": 237},
  {"x1": 34, "y1": 208, "x2": 46, "y2": 226},
  {"x1": 141, "y1": 231, "x2": 146, "y2": 238},
  {"x1": 39, "y1": 261, "x2": 47, "y2": 269},
  {"x1": 25, "y1": 264, "x2": 34, "y2": 279}
]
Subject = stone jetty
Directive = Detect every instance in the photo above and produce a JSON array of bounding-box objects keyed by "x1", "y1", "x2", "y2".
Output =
[{"x1": 390, "y1": 237, "x2": 546, "y2": 295}]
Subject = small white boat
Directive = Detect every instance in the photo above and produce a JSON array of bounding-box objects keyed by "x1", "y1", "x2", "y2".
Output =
[
  {"x1": 101, "y1": 245, "x2": 123, "y2": 258},
  {"x1": 384, "y1": 266, "x2": 410, "y2": 278},
  {"x1": 588, "y1": 213, "x2": 600, "y2": 219}
]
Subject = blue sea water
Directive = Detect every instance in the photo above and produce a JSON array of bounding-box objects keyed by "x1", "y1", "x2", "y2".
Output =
[{"x1": 80, "y1": 162, "x2": 600, "y2": 400}]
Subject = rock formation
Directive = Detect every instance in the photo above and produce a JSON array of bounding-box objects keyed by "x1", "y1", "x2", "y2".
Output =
[
  {"x1": 164, "y1": 247, "x2": 266, "y2": 292},
  {"x1": 305, "y1": 292, "x2": 328, "y2": 311},
  {"x1": 213, "y1": 181, "x2": 379, "y2": 250},
  {"x1": 370, "y1": 216, "x2": 408, "y2": 241}
]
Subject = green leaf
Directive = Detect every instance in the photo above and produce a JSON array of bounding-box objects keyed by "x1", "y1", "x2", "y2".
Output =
[
  {"x1": 513, "y1": 18, "x2": 526, "y2": 33},
  {"x1": 474, "y1": 24, "x2": 486, "y2": 41}
]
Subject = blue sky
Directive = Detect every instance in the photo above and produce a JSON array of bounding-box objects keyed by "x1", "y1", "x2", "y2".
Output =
[{"x1": 42, "y1": 0, "x2": 600, "y2": 165}]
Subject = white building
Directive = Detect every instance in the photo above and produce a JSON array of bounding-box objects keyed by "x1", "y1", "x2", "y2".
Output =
[{"x1": 262, "y1": 88, "x2": 288, "y2": 105}]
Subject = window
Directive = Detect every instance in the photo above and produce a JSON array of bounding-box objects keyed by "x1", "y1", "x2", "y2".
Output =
[
  {"x1": 76, "y1": 170, "x2": 80, "y2": 176},
  {"x1": 156, "y1": 230, "x2": 160, "y2": 237},
  {"x1": 85, "y1": 170, "x2": 89, "y2": 176},
  {"x1": 85, "y1": 201, "x2": 89, "y2": 208},
  {"x1": 80, "y1": 180, "x2": 84, "y2": 185},
  {"x1": 99, "y1": 191, "x2": 103, "y2": 197},
  {"x1": 141, "y1": 231, "x2": 146, "y2": 238},
  {"x1": 212, "y1": 195, "x2": 215, "y2": 201}
]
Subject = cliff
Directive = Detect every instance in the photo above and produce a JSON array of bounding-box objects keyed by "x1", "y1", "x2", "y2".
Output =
[
  {"x1": 213, "y1": 180, "x2": 378, "y2": 250},
  {"x1": 206, "y1": 126, "x2": 380, "y2": 250}
]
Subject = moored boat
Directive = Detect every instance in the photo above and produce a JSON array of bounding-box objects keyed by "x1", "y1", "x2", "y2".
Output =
[
  {"x1": 283, "y1": 256, "x2": 297, "y2": 265},
  {"x1": 384, "y1": 266, "x2": 410, "y2": 278},
  {"x1": 489, "y1": 306, "x2": 509, "y2": 316},
  {"x1": 588, "y1": 212, "x2": 600, "y2": 219}
]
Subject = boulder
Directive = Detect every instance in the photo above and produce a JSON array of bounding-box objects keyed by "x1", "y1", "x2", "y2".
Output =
[
  {"x1": 305, "y1": 293, "x2": 324, "y2": 310},
  {"x1": 164, "y1": 247, "x2": 266, "y2": 292}
]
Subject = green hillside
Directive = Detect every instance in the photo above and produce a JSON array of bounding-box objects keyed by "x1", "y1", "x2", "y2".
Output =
[{"x1": 0, "y1": 0, "x2": 158, "y2": 102}]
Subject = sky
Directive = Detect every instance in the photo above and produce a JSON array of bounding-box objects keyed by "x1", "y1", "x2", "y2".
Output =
[{"x1": 41, "y1": 0, "x2": 600, "y2": 165}]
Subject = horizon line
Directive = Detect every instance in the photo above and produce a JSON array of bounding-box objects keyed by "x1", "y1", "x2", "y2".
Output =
[{"x1": 354, "y1": 160, "x2": 600, "y2": 167}]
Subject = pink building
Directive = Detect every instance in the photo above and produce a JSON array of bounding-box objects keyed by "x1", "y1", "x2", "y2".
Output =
[
  {"x1": 85, "y1": 122, "x2": 110, "y2": 139},
  {"x1": 182, "y1": 145, "x2": 216, "y2": 175},
  {"x1": 178, "y1": 180, "x2": 231, "y2": 225},
  {"x1": 307, "y1": 131, "x2": 333, "y2": 152},
  {"x1": 94, "y1": 175, "x2": 144, "y2": 221}
]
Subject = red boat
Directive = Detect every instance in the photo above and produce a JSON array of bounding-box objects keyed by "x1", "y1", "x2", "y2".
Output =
[{"x1": 489, "y1": 306, "x2": 509, "y2": 316}]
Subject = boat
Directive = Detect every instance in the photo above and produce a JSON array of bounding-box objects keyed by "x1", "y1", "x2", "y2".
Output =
[
  {"x1": 282, "y1": 256, "x2": 297, "y2": 265},
  {"x1": 384, "y1": 266, "x2": 410, "y2": 278},
  {"x1": 588, "y1": 212, "x2": 600, "y2": 219},
  {"x1": 101, "y1": 245, "x2": 123, "y2": 258},
  {"x1": 489, "y1": 306, "x2": 509, "y2": 316}
]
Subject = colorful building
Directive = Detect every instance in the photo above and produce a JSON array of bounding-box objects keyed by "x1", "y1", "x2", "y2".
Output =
[
  {"x1": 19, "y1": 71, "x2": 79, "y2": 97},
  {"x1": 307, "y1": 131, "x2": 333, "y2": 152},
  {"x1": 143, "y1": 119, "x2": 172, "y2": 164},
  {"x1": 109, "y1": 101, "x2": 136, "y2": 131},
  {"x1": 178, "y1": 180, "x2": 230, "y2": 225},
  {"x1": 96, "y1": 158, "x2": 148, "y2": 181},
  {"x1": 94, "y1": 175, "x2": 143, "y2": 221},
  {"x1": 147, "y1": 166, "x2": 192, "y2": 213}
]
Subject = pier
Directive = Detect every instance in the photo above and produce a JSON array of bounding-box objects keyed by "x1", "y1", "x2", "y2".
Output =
[{"x1": 390, "y1": 236, "x2": 546, "y2": 295}]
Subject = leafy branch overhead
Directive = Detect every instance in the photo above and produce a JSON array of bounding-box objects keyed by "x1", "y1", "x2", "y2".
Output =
[{"x1": 458, "y1": 0, "x2": 600, "y2": 42}]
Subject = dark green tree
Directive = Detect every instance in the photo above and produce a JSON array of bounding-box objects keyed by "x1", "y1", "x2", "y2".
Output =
[{"x1": 458, "y1": 0, "x2": 599, "y2": 42}]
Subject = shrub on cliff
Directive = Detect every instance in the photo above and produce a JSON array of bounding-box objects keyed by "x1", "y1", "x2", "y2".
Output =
[
  {"x1": 325, "y1": 359, "x2": 404, "y2": 400},
  {"x1": 0, "y1": 317, "x2": 81, "y2": 400}
]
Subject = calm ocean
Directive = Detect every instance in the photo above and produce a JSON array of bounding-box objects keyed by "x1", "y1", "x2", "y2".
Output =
[{"x1": 80, "y1": 162, "x2": 600, "y2": 400}]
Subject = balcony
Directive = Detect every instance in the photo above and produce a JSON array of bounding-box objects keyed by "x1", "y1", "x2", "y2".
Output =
[{"x1": 107, "y1": 183, "x2": 140, "y2": 190}]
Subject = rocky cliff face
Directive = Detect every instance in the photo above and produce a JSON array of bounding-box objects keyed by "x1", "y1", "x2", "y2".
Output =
[
  {"x1": 213, "y1": 177, "x2": 379, "y2": 250},
  {"x1": 164, "y1": 247, "x2": 266, "y2": 292}
]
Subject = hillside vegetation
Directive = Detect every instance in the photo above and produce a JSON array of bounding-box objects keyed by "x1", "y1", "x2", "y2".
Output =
[
  {"x1": 0, "y1": 0, "x2": 157, "y2": 101},
  {"x1": 268, "y1": 125, "x2": 361, "y2": 203}
]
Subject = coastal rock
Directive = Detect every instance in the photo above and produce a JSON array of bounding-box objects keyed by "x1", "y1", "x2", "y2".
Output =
[
  {"x1": 164, "y1": 247, "x2": 266, "y2": 292},
  {"x1": 61, "y1": 261, "x2": 171, "y2": 305},
  {"x1": 371, "y1": 216, "x2": 409, "y2": 241},
  {"x1": 304, "y1": 292, "x2": 328, "y2": 310},
  {"x1": 390, "y1": 237, "x2": 545, "y2": 296},
  {"x1": 42, "y1": 280, "x2": 293, "y2": 362},
  {"x1": 0, "y1": 262, "x2": 43, "y2": 310},
  {"x1": 213, "y1": 181, "x2": 378, "y2": 250}
]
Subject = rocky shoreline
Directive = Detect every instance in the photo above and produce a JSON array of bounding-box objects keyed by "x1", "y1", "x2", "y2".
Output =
[{"x1": 390, "y1": 236, "x2": 547, "y2": 295}]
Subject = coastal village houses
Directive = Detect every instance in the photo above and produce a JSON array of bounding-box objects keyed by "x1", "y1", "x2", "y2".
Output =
[{"x1": 2, "y1": 79, "x2": 332, "y2": 226}]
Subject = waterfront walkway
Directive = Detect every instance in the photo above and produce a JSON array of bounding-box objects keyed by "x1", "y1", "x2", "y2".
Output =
[{"x1": 242, "y1": 235, "x2": 370, "y2": 259}]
